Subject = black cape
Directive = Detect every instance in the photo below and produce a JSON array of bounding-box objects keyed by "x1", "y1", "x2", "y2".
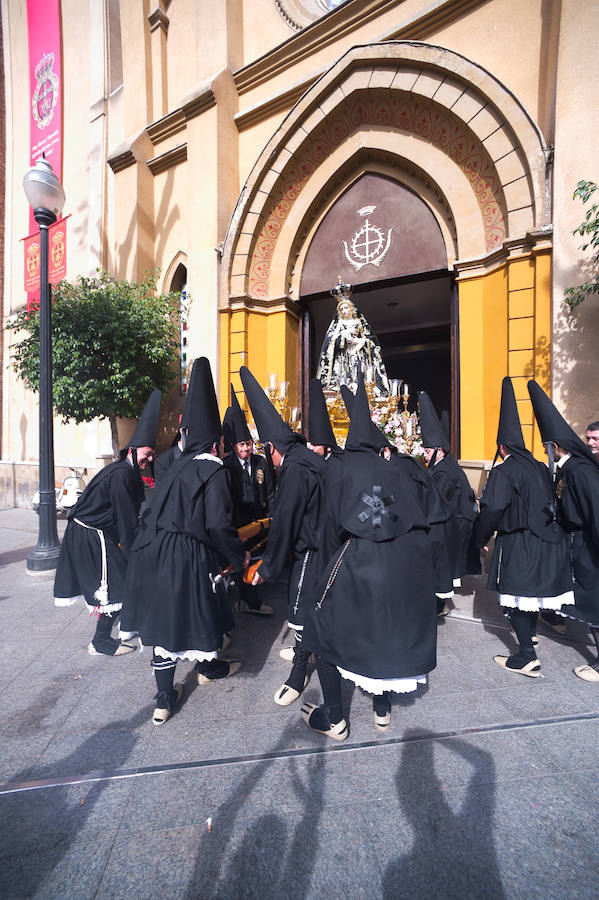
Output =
[
  {"x1": 154, "y1": 444, "x2": 182, "y2": 484},
  {"x1": 258, "y1": 443, "x2": 325, "y2": 628},
  {"x1": 53, "y1": 459, "x2": 145, "y2": 612},
  {"x1": 474, "y1": 455, "x2": 573, "y2": 598},
  {"x1": 302, "y1": 447, "x2": 436, "y2": 680},
  {"x1": 429, "y1": 453, "x2": 481, "y2": 577},
  {"x1": 120, "y1": 453, "x2": 245, "y2": 653},
  {"x1": 555, "y1": 455, "x2": 599, "y2": 626}
]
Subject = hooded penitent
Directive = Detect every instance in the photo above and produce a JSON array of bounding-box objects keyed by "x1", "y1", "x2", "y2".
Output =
[
  {"x1": 528, "y1": 380, "x2": 599, "y2": 467},
  {"x1": 494, "y1": 376, "x2": 538, "y2": 470},
  {"x1": 183, "y1": 357, "x2": 222, "y2": 453},
  {"x1": 239, "y1": 366, "x2": 302, "y2": 453},
  {"x1": 308, "y1": 379, "x2": 337, "y2": 449},
  {"x1": 229, "y1": 384, "x2": 252, "y2": 444},
  {"x1": 345, "y1": 372, "x2": 391, "y2": 453},
  {"x1": 340, "y1": 384, "x2": 355, "y2": 418},
  {"x1": 418, "y1": 392, "x2": 450, "y2": 452},
  {"x1": 222, "y1": 407, "x2": 234, "y2": 454},
  {"x1": 120, "y1": 388, "x2": 161, "y2": 463}
]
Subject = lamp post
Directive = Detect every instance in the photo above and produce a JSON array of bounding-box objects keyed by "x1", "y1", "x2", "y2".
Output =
[{"x1": 23, "y1": 156, "x2": 65, "y2": 573}]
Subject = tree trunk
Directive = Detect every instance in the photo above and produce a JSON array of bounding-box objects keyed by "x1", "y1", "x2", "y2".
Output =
[{"x1": 109, "y1": 414, "x2": 120, "y2": 460}]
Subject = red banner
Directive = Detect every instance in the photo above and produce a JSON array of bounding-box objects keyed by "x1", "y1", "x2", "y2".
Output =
[
  {"x1": 23, "y1": 232, "x2": 41, "y2": 294},
  {"x1": 48, "y1": 217, "x2": 68, "y2": 284},
  {"x1": 27, "y1": 0, "x2": 63, "y2": 175}
]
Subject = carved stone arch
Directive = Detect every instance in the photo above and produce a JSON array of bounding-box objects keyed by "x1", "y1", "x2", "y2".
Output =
[{"x1": 222, "y1": 41, "x2": 548, "y2": 305}]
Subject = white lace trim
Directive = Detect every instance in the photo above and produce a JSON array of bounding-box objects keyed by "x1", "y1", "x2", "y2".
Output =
[
  {"x1": 436, "y1": 591, "x2": 454, "y2": 600},
  {"x1": 337, "y1": 667, "x2": 427, "y2": 695},
  {"x1": 499, "y1": 591, "x2": 575, "y2": 612},
  {"x1": 152, "y1": 646, "x2": 219, "y2": 663},
  {"x1": 86, "y1": 601, "x2": 122, "y2": 614},
  {"x1": 287, "y1": 622, "x2": 303, "y2": 632}
]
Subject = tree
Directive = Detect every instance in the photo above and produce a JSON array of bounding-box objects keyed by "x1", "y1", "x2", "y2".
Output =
[
  {"x1": 8, "y1": 270, "x2": 183, "y2": 458},
  {"x1": 564, "y1": 180, "x2": 599, "y2": 311}
]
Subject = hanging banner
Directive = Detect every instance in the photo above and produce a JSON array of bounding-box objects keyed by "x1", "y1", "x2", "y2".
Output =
[
  {"x1": 27, "y1": 0, "x2": 63, "y2": 175},
  {"x1": 23, "y1": 231, "x2": 41, "y2": 294},
  {"x1": 48, "y1": 216, "x2": 68, "y2": 284}
]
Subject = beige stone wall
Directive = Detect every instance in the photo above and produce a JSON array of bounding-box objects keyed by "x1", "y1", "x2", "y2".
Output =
[{"x1": 551, "y1": 0, "x2": 599, "y2": 434}]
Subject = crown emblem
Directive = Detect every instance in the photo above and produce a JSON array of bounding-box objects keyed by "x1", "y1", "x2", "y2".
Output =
[
  {"x1": 357, "y1": 205, "x2": 376, "y2": 217},
  {"x1": 32, "y1": 52, "x2": 59, "y2": 130}
]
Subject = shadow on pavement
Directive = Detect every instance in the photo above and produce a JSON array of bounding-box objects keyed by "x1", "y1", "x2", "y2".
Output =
[{"x1": 383, "y1": 730, "x2": 505, "y2": 899}]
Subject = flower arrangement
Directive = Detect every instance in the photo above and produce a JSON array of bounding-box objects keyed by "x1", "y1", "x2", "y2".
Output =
[{"x1": 370, "y1": 404, "x2": 424, "y2": 458}]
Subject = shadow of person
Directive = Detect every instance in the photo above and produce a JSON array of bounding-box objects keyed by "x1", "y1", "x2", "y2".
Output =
[
  {"x1": 383, "y1": 730, "x2": 505, "y2": 900},
  {"x1": 184, "y1": 723, "x2": 326, "y2": 899},
  {"x1": 0, "y1": 706, "x2": 151, "y2": 897}
]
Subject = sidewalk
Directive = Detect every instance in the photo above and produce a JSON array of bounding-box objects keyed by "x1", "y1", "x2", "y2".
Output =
[{"x1": 0, "y1": 507, "x2": 598, "y2": 899}]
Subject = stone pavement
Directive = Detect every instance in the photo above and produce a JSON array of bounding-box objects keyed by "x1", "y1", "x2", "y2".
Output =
[{"x1": 0, "y1": 507, "x2": 598, "y2": 899}]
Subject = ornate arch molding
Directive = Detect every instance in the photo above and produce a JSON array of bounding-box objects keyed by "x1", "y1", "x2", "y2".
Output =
[
  {"x1": 162, "y1": 251, "x2": 188, "y2": 293},
  {"x1": 223, "y1": 41, "x2": 548, "y2": 304}
]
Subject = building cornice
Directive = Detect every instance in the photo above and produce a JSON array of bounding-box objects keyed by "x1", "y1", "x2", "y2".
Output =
[
  {"x1": 234, "y1": 73, "x2": 319, "y2": 131},
  {"x1": 147, "y1": 108, "x2": 186, "y2": 145},
  {"x1": 147, "y1": 143, "x2": 187, "y2": 176}
]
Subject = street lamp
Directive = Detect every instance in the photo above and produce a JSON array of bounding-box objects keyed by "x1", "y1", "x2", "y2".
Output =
[{"x1": 23, "y1": 156, "x2": 65, "y2": 572}]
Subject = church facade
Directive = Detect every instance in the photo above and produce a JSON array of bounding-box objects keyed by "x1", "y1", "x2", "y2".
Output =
[{"x1": 1, "y1": 0, "x2": 598, "y2": 504}]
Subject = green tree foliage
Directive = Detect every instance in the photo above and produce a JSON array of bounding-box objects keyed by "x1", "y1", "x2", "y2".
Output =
[
  {"x1": 564, "y1": 180, "x2": 599, "y2": 311},
  {"x1": 7, "y1": 270, "x2": 182, "y2": 456}
]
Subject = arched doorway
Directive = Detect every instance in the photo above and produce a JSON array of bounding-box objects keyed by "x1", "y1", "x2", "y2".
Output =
[
  {"x1": 220, "y1": 41, "x2": 550, "y2": 462},
  {"x1": 299, "y1": 171, "x2": 458, "y2": 448}
]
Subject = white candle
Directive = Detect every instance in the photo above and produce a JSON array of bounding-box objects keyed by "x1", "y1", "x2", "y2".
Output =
[
  {"x1": 403, "y1": 382, "x2": 409, "y2": 397},
  {"x1": 279, "y1": 380, "x2": 289, "y2": 399},
  {"x1": 406, "y1": 418, "x2": 413, "y2": 436},
  {"x1": 391, "y1": 380, "x2": 399, "y2": 397},
  {"x1": 268, "y1": 373, "x2": 277, "y2": 390}
]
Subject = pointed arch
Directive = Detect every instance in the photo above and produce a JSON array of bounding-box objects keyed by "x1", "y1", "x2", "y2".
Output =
[{"x1": 222, "y1": 41, "x2": 548, "y2": 304}]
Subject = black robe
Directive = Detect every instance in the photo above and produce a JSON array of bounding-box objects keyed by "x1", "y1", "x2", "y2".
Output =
[
  {"x1": 430, "y1": 453, "x2": 481, "y2": 577},
  {"x1": 392, "y1": 454, "x2": 456, "y2": 595},
  {"x1": 53, "y1": 460, "x2": 145, "y2": 613},
  {"x1": 555, "y1": 455, "x2": 599, "y2": 626},
  {"x1": 474, "y1": 454, "x2": 573, "y2": 599},
  {"x1": 303, "y1": 447, "x2": 436, "y2": 680},
  {"x1": 154, "y1": 444, "x2": 182, "y2": 485},
  {"x1": 120, "y1": 453, "x2": 245, "y2": 654},
  {"x1": 223, "y1": 451, "x2": 275, "y2": 528},
  {"x1": 257, "y1": 444, "x2": 325, "y2": 628}
]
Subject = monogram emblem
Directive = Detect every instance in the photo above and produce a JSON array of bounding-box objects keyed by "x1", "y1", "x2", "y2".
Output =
[{"x1": 342, "y1": 206, "x2": 393, "y2": 272}]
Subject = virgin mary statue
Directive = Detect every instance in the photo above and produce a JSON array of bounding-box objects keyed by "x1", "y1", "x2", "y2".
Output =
[{"x1": 317, "y1": 281, "x2": 389, "y2": 395}]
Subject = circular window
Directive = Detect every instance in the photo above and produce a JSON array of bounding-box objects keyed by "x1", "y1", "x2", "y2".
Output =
[{"x1": 274, "y1": 0, "x2": 347, "y2": 31}]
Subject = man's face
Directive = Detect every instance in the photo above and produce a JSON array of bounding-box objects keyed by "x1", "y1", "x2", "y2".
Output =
[
  {"x1": 307, "y1": 442, "x2": 326, "y2": 457},
  {"x1": 422, "y1": 447, "x2": 435, "y2": 464},
  {"x1": 135, "y1": 447, "x2": 155, "y2": 470},
  {"x1": 586, "y1": 429, "x2": 599, "y2": 456},
  {"x1": 235, "y1": 440, "x2": 252, "y2": 461},
  {"x1": 266, "y1": 442, "x2": 284, "y2": 469}
]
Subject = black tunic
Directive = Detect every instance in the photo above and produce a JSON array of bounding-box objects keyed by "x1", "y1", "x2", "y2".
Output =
[
  {"x1": 53, "y1": 460, "x2": 145, "y2": 613},
  {"x1": 430, "y1": 453, "x2": 480, "y2": 577},
  {"x1": 154, "y1": 444, "x2": 182, "y2": 484},
  {"x1": 223, "y1": 451, "x2": 275, "y2": 528},
  {"x1": 303, "y1": 448, "x2": 436, "y2": 680},
  {"x1": 555, "y1": 455, "x2": 599, "y2": 626},
  {"x1": 120, "y1": 453, "x2": 245, "y2": 654},
  {"x1": 392, "y1": 454, "x2": 455, "y2": 595},
  {"x1": 257, "y1": 444, "x2": 325, "y2": 628},
  {"x1": 474, "y1": 454, "x2": 573, "y2": 600}
]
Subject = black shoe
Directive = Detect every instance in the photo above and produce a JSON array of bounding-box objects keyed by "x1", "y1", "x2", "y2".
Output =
[{"x1": 196, "y1": 660, "x2": 241, "y2": 684}]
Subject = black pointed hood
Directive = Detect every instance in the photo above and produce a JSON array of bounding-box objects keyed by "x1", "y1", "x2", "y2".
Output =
[
  {"x1": 184, "y1": 357, "x2": 222, "y2": 453},
  {"x1": 340, "y1": 384, "x2": 355, "y2": 418},
  {"x1": 345, "y1": 371, "x2": 389, "y2": 452},
  {"x1": 229, "y1": 384, "x2": 252, "y2": 443},
  {"x1": 222, "y1": 407, "x2": 234, "y2": 453},
  {"x1": 308, "y1": 379, "x2": 337, "y2": 448},
  {"x1": 126, "y1": 388, "x2": 161, "y2": 449},
  {"x1": 528, "y1": 380, "x2": 599, "y2": 466},
  {"x1": 239, "y1": 366, "x2": 302, "y2": 453},
  {"x1": 497, "y1": 377, "x2": 526, "y2": 452},
  {"x1": 440, "y1": 410, "x2": 451, "y2": 447},
  {"x1": 418, "y1": 391, "x2": 450, "y2": 451}
]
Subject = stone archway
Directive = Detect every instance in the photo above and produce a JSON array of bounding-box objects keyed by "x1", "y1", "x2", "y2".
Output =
[{"x1": 220, "y1": 41, "x2": 551, "y2": 461}]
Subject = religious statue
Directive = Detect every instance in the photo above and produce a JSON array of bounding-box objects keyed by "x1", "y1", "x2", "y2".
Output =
[{"x1": 317, "y1": 280, "x2": 389, "y2": 395}]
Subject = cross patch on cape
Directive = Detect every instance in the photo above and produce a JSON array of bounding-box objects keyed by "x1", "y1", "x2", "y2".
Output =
[{"x1": 357, "y1": 485, "x2": 397, "y2": 527}]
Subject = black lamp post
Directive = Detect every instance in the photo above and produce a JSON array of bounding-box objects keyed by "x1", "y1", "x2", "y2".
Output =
[{"x1": 23, "y1": 156, "x2": 65, "y2": 573}]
